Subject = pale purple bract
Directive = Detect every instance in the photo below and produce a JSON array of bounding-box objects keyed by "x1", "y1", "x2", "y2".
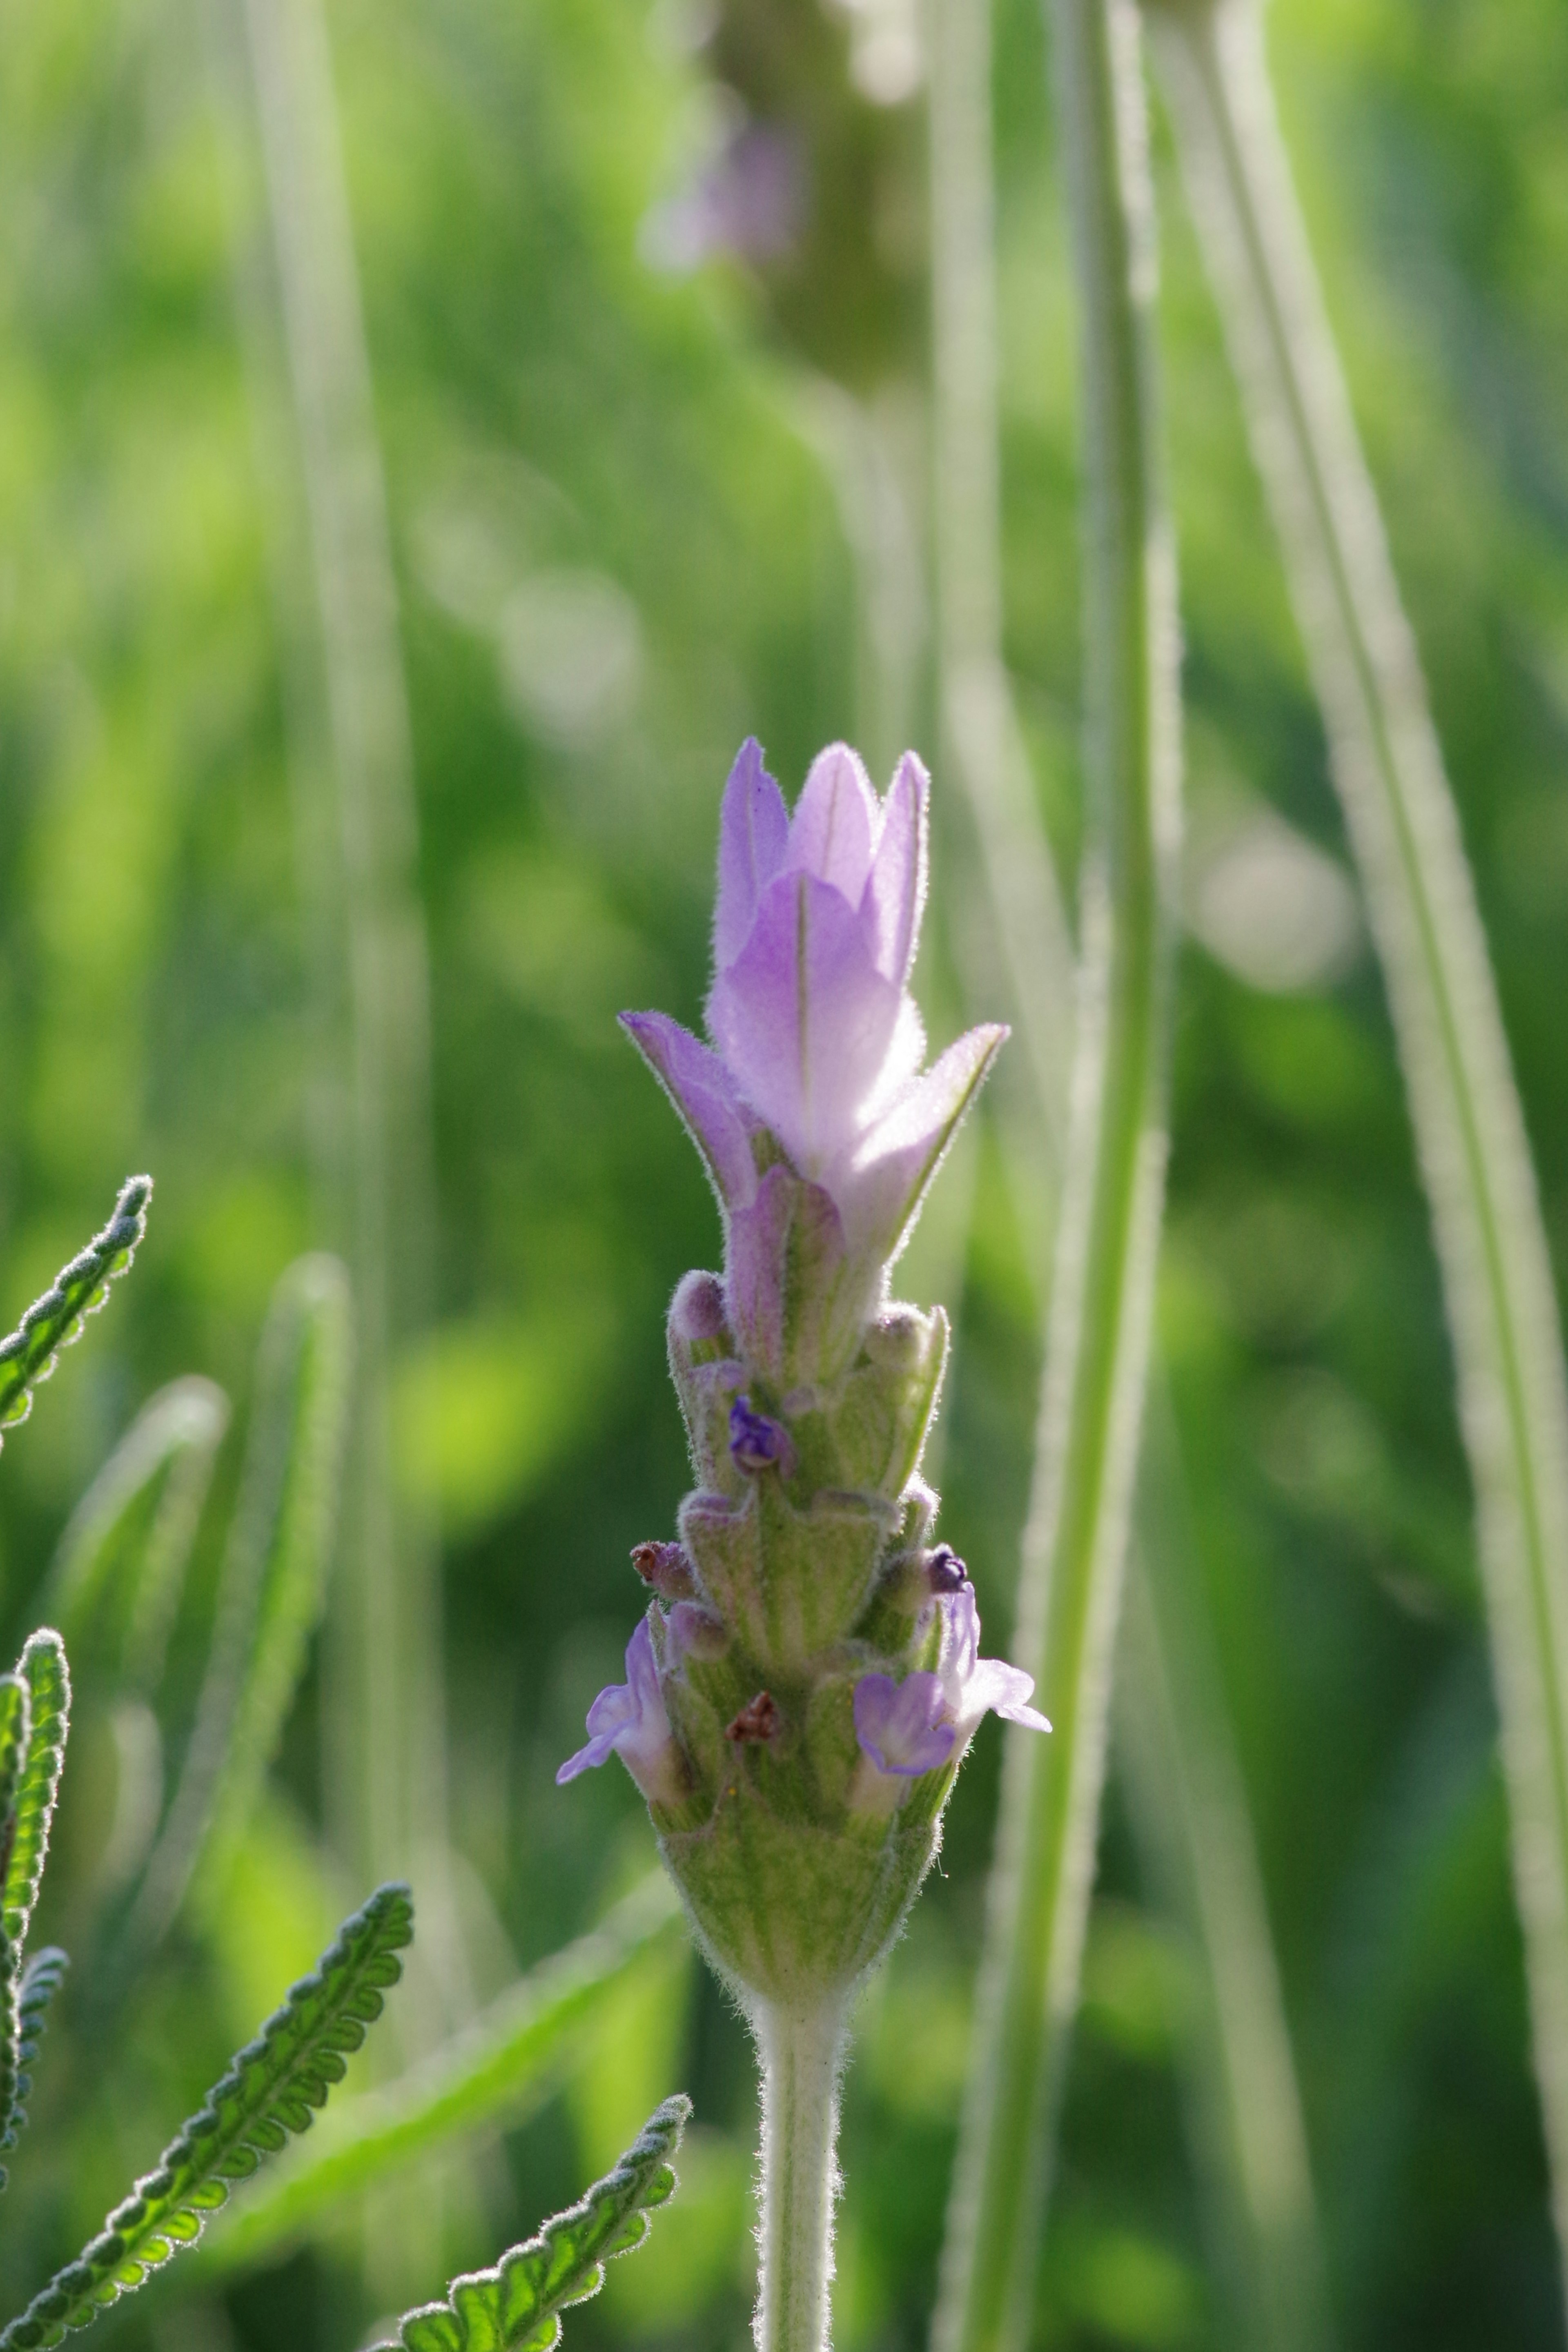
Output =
[{"x1": 620, "y1": 741, "x2": 1006, "y2": 1331}]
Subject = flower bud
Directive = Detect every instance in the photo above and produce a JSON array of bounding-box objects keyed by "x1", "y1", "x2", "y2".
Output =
[{"x1": 632, "y1": 1539, "x2": 697, "y2": 1600}]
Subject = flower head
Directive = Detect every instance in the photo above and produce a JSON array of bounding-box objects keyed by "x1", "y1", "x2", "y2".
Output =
[
  {"x1": 621, "y1": 742, "x2": 1006, "y2": 1368},
  {"x1": 853, "y1": 1586, "x2": 1049, "y2": 1796},
  {"x1": 557, "y1": 1618, "x2": 684, "y2": 1805}
]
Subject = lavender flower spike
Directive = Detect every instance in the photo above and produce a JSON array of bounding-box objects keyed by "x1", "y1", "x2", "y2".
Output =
[
  {"x1": 557, "y1": 1618, "x2": 684, "y2": 1806},
  {"x1": 568, "y1": 739, "x2": 1037, "y2": 2352}
]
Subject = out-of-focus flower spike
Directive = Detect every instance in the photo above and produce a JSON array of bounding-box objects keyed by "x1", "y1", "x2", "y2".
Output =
[
  {"x1": 619, "y1": 1010, "x2": 760, "y2": 1212},
  {"x1": 783, "y1": 742, "x2": 880, "y2": 901},
  {"x1": 715, "y1": 737, "x2": 790, "y2": 968},
  {"x1": 862, "y1": 751, "x2": 929, "y2": 988}
]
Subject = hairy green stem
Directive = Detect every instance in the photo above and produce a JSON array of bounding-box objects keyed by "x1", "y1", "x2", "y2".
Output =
[
  {"x1": 1145, "y1": 0, "x2": 1568, "y2": 2303},
  {"x1": 933, "y1": 5, "x2": 1179, "y2": 2349},
  {"x1": 753, "y1": 2000, "x2": 847, "y2": 2352}
]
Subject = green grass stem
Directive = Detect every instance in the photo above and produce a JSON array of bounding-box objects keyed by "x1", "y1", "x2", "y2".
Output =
[
  {"x1": 931, "y1": 6, "x2": 1180, "y2": 2349},
  {"x1": 1144, "y1": 0, "x2": 1568, "y2": 2305}
]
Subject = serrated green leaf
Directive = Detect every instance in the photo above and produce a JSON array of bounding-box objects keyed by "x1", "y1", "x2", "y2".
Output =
[
  {"x1": 0, "y1": 1673, "x2": 33, "y2": 2182},
  {"x1": 0, "y1": 1180, "x2": 152, "y2": 1449},
  {"x1": 203, "y1": 1873, "x2": 682, "y2": 2271},
  {"x1": 372, "y1": 2096, "x2": 690, "y2": 2352},
  {"x1": 119, "y1": 1256, "x2": 353, "y2": 1970},
  {"x1": 45, "y1": 1378, "x2": 229, "y2": 1695},
  {"x1": 0, "y1": 1679, "x2": 31, "y2": 1870},
  {"x1": 4, "y1": 1635, "x2": 71, "y2": 1958},
  {"x1": 15, "y1": 1948, "x2": 67, "y2": 2082},
  {"x1": 0, "y1": 1881, "x2": 412, "y2": 2350}
]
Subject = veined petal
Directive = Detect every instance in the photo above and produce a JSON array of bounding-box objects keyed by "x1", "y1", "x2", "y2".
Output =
[
  {"x1": 620, "y1": 1009, "x2": 760, "y2": 1212},
  {"x1": 557, "y1": 1618, "x2": 682, "y2": 1801},
  {"x1": 835, "y1": 1022, "x2": 1008, "y2": 1255},
  {"x1": 784, "y1": 742, "x2": 879, "y2": 902},
  {"x1": 964, "y1": 1658, "x2": 1051, "y2": 1737},
  {"x1": 709, "y1": 870, "x2": 904, "y2": 1173},
  {"x1": 862, "y1": 751, "x2": 929, "y2": 987},
  {"x1": 714, "y1": 737, "x2": 788, "y2": 969},
  {"x1": 853, "y1": 1671, "x2": 957, "y2": 1778}
]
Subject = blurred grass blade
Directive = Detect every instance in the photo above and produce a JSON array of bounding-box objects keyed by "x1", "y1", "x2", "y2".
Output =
[
  {"x1": 3, "y1": 1635, "x2": 70, "y2": 1960},
  {"x1": 205, "y1": 1873, "x2": 682, "y2": 2272},
  {"x1": 0, "y1": 1882, "x2": 412, "y2": 2351},
  {"x1": 124, "y1": 1256, "x2": 353, "y2": 1962},
  {"x1": 370, "y1": 2094, "x2": 690, "y2": 2352},
  {"x1": 44, "y1": 1379, "x2": 229, "y2": 1694},
  {"x1": 1117, "y1": 1419, "x2": 1335, "y2": 2352},
  {"x1": 1144, "y1": 0, "x2": 1568, "y2": 2301},
  {"x1": 926, "y1": 0, "x2": 1327, "y2": 2334},
  {"x1": 927, "y1": 0, "x2": 1077, "y2": 1160},
  {"x1": 934, "y1": 5, "x2": 1180, "y2": 2349},
  {"x1": 231, "y1": 0, "x2": 448, "y2": 1966},
  {"x1": 0, "y1": 1179, "x2": 151, "y2": 1450}
]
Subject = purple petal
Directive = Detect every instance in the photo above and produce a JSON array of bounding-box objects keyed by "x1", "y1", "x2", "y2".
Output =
[
  {"x1": 861, "y1": 752, "x2": 929, "y2": 987},
  {"x1": 784, "y1": 744, "x2": 879, "y2": 902},
  {"x1": 625, "y1": 1615, "x2": 662, "y2": 1709},
  {"x1": 715, "y1": 738, "x2": 789, "y2": 969},
  {"x1": 836, "y1": 1022, "x2": 1008, "y2": 1254},
  {"x1": 555, "y1": 1728, "x2": 618, "y2": 1784},
  {"x1": 620, "y1": 1010, "x2": 760, "y2": 1212},
  {"x1": 980, "y1": 1664, "x2": 1051, "y2": 1735},
  {"x1": 557, "y1": 1619, "x2": 674, "y2": 1788},
  {"x1": 709, "y1": 870, "x2": 905, "y2": 1173},
  {"x1": 937, "y1": 1583, "x2": 982, "y2": 1685},
  {"x1": 853, "y1": 1671, "x2": 958, "y2": 1778}
]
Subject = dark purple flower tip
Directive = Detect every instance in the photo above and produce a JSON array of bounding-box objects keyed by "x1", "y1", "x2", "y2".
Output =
[
  {"x1": 728, "y1": 1393, "x2": 794, "y2": 1474},
  {"x1": 926, "y1": 1544, "x2": 969, "y2": 1594}
]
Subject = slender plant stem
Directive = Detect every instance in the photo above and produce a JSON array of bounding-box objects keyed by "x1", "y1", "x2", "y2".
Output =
[
  {"x1": 925, "y1": 0, "x2": 1329, "y2": 2336},
  {"x1": 1145, "y1": 0, "x2": 1568, "y2": 2304},
  {"x1": 933, "y1": 5, "x2": 1179, "y2": 2349},
  {"x1": 753, "y1": 2000, "x2": 848, "y2": 2352}
]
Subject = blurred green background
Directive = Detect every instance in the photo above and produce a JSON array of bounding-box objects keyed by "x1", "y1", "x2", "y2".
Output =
[{"x1": 1, "y1": 0, "x2": 1567, "y2": 2345}]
